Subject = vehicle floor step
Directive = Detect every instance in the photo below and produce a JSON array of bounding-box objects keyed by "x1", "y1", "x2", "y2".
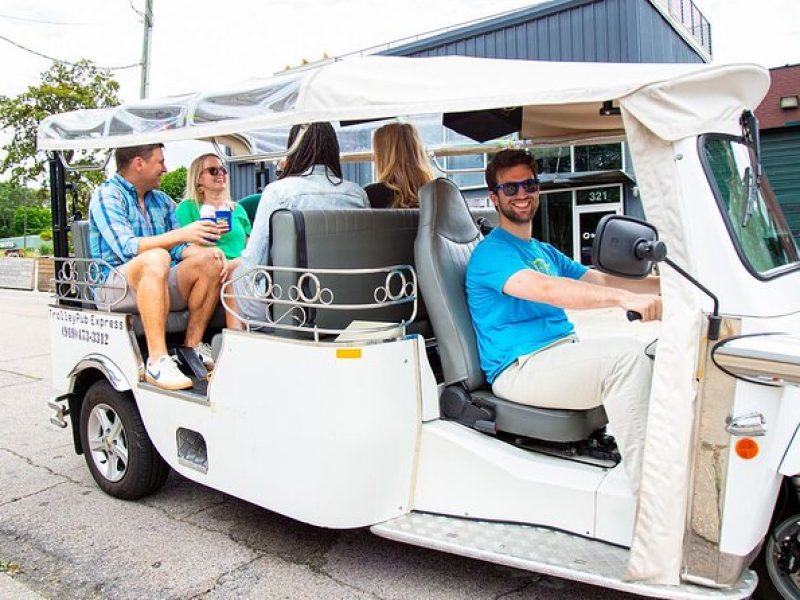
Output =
[
  {"x1": 138, "y1": 381, "x2": 209, "y2": 404},
  {"x1": 370, "y1": 512, "x2": 756, "y2": 600}
]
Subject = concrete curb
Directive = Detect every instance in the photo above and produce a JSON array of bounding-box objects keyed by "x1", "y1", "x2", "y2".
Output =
[{"x1": 0, "y1": 573, "x2": 46, "y2": 600}]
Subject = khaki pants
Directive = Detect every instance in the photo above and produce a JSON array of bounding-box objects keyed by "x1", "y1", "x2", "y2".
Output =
[
  {"x1": 492, "y1": 336, "x2": 652, "y2": 495},
  {"x1": 95, "y1": 264, "x2": 187, "y2": 313}
]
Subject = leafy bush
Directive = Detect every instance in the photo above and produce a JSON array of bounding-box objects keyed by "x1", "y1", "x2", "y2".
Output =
[
  {"x1": 38, "y1": 242, "x2": 53, "y2": 256},
  {"x1": 160, "y1": 167, "x2": 188, "y2": 202}
]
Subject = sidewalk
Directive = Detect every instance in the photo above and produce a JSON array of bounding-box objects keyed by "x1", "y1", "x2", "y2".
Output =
[{"x1": 0, "y1": 573, "x2": 45, "y2": 600}]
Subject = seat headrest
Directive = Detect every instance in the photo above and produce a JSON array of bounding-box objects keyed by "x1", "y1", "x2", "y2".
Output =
[{"x1": 418, "y1": 178, "x2": 481, "y2": 244}]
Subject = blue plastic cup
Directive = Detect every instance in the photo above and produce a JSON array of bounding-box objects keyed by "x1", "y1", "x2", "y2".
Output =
[{"x1": 215, "y1": 209, "x2": 232, "y2": 233}]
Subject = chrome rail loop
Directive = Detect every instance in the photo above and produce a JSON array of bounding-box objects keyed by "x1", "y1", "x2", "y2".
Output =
[
  {"x1": 53, "y1": 258, "x2": 128, "y2": 309},
  {"x1": 221, "y1": 264, "x2": 418, "y2": 342}
]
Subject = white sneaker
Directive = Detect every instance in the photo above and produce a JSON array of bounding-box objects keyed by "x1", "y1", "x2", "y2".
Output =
[
  {"x1": 195, "y1": 343, "x2": 215, "y2": 371},
  {"x1": 146, "y1": 355, "x2": 192, "y2": 390}
]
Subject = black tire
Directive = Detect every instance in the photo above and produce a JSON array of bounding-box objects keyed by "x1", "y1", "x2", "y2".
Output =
[
  {"x1": 79, "y1": 380, "x2": 170, "y2": 500},
  {"x1": 753, "y1": 480, "x2": 800, "y2": 600}
]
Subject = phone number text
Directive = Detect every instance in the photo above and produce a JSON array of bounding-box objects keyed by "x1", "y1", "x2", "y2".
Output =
[{"x1": 61, "y1": 326, "x2": 110, "y2": 345}]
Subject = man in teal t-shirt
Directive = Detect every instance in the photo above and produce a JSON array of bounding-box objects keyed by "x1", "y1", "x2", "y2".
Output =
[
  {"x1": 466, "y1": 149, "x2": 661, "y2": 496},
  {"x1": 237, "y1": 193, "x2": 261, "y2": 226}
]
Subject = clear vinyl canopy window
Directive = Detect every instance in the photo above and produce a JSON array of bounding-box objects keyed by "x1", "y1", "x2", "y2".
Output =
[{"x1": 701, "y1": 135, "x2": 800, "y2": 278}]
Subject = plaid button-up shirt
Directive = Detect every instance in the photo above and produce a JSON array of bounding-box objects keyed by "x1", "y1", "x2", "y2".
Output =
[{"x1": 88, "y1": 174, "x2": 186, "y2": 270}]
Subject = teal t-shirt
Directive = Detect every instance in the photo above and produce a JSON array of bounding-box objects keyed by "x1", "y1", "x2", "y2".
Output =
[
  {"x1": 465, "y1": 228, "x2": 588, "y2": 384},
  {"x1": 237, "y1": 193, "x2": 261, "y2": 225},
  {"x1": 175, "y1": 200, "x2": 252, "y2": 259}
]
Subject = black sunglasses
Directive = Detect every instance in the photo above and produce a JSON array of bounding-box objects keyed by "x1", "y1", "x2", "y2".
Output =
[
  {"x1": 493, "y1": 178, "x2": 540, "y2": 196},
  {"x1": 203, "y1": 166, "x2": 228, "y2": 177}
]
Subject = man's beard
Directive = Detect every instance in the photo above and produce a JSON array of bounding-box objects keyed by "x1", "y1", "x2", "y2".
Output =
[{"x1": 498, "y1": 197, "x2": 536, "y2": 224}]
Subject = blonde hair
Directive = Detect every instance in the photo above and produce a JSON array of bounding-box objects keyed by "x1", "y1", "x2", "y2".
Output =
[
  {"x1": 184, "y1": 153, "x2": 232, "y2": 205},
  {"x1": 372, "y1": 123, "x2": 434, "y2": 209}
]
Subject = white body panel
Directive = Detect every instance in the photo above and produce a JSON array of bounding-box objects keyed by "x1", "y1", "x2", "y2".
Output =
[
  {"x1": 719, "y1": 382, "x2": 784, "y2": 555},
  {"x1": 49, "y1": 306, "x2": 139, "y2": 393},
  {"x1": 412, "y1": 420, "x2": 635, "y2": 546},
  {"x1": 595, "y1": 463, "x2": 637, "y2": 545},
  {"x1": 778, "y1": 386, "x2": 800, "y2": 476},
  {"x1": 711, "y1": 317, "x2": 800, "y2": 556},
  {"x1": 137, "y1": 331, "x2": 429, "y2": 528}
]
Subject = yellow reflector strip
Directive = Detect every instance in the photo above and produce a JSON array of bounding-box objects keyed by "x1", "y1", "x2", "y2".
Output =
[{"x1": 336, "y1": 348, "x2": 362, "y2": 359}]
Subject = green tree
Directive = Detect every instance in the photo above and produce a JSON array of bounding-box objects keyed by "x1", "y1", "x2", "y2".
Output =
[
  {"x1": 0, "y1": 59, "x2": 120, "y2": 194},
  {"x1": 0, "y1": 60, "x2": 120, "y2": 220},
  {"x1": 0, "y1": 181, "x2": 45, "y2": 238},
  {"x1": 160, "y1": 167, "x2": 188, "y2": 202},
  {"x1": 13, "y1": 206, "x2": 52, "y2": 237}
]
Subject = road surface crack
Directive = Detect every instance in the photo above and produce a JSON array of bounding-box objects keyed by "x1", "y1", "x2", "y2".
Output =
[
  {"x1": 0, "y1": 480, "x2": 68, "y2": 508},
  {"x1": 0, "y1": 447, "x2": 87, "y2": 488},
  {"x1": 187, "y1": 553, "x2": 266, "y2": 599}
]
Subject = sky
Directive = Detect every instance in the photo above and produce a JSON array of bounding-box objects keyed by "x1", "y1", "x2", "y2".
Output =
[{"x1": 1, "y1": 0, "x2": 799, "y2": 168}]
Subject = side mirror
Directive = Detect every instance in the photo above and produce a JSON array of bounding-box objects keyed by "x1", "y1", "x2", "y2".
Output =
[{"x1": 592, "y1": 215, "x2": 667, "y2": 278}]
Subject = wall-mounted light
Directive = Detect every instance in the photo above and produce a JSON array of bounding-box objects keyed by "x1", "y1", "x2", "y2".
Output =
[{"x1": 779, "y1": 95, "x2": 799, "y2": 109}]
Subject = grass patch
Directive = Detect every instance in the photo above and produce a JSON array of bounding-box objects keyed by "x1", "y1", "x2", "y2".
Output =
[{"x1": 0, "y1": 560, "x2": 23, "y2": 575}]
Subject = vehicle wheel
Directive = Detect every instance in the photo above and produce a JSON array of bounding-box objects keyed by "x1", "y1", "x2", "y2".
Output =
[
  {"x1": 79, "y1": 380, "x2": 170, "y2": 500},
  {"x1": 753, "y1": 514, "x2": 800, "y2": 600}
]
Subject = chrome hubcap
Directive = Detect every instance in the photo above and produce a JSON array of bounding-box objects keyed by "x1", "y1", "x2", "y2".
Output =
[{"x1": 87, "y1": 403, "x2": 128, "y2": 482}]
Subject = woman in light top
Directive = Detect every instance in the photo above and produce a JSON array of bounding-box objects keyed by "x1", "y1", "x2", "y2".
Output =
[
  {"x1": 365, "y1": 122, "x2": 435, "y2": 209},
  {"x1": 175, "y1": 153, "x2": 252, "y2": 282},
  {"x1": 232, "y1": 122, "x2": 369, "y2": 323}
]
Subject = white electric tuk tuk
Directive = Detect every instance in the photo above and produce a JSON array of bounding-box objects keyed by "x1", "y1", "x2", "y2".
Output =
[{"x1": 39, "y1": 56, "x2": 800, "y2": 599}]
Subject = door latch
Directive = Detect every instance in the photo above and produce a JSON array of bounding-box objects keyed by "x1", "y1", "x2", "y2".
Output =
[{"x1": 725, "y1": 412, "x2": 766, "y2": 437}]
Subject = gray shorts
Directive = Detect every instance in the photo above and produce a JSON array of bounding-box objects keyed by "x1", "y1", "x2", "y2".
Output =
[{"x1": 95, "y1": 264, "x2": 187, "y2": 313}]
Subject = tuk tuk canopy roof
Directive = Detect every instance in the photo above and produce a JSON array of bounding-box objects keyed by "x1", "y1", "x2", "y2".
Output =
[{"x1": 37, "y1": 56, "x2": 770, "y2": 153}]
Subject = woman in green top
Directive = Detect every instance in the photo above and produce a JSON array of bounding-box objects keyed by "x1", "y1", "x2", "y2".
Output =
[{"x1": 175, "y1": 153, "x2": 252, "y2": 283}]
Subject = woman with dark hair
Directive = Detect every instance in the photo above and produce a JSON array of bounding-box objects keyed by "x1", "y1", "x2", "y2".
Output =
[
  {"x1": 230, "y1": 122, "x2": 368, "y2": 323},
  {"x1": 280, "y1": 122, "x2": 344, "y2": 180}
]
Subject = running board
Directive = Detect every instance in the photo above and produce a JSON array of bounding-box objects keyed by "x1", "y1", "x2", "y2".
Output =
[{"x1": 370, "y1": 513, "x2": 756, "y2": 600}]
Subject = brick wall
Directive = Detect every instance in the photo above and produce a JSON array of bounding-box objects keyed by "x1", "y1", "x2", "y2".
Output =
[{"x1": 755, "y1": 64, "x2": 800, "y2": 130}]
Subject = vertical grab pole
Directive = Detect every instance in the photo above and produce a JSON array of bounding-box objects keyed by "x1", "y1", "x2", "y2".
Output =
[
  {"x1": 49, "y1": 152, "x2": 72, "y2": 305},
  {"x1": 49, "y1": 152, "x2": 69, "y2": 259}
]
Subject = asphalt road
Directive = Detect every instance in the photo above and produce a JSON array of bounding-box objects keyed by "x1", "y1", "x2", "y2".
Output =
[{"x1": 0, "y1": 288, "x2": 647, "y2": 600}]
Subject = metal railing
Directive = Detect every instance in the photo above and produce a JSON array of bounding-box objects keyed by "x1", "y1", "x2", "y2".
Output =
[
  {"x1": 53, "y1": 257, "x2": 128, "y2": 309},
  {"x1": 665, "y1": 0, "x2": 712, "y2": 57},
  {"x1": 222, "y1": 264, "x2": 418, "y2": 343}
]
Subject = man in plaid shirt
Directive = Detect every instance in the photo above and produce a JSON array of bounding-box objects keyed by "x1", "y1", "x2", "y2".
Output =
[{"x1": 89, "y1": 144, "x2": 225, "y2": 390}]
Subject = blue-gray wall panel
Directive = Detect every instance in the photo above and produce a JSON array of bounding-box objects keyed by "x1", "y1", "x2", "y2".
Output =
[
  {"x1": 229, "y1": 162, "x2": 255, "y2": 201},
  {"x1": 381, "y1": 0, "x2": 705, "y2": 64},
  {"x1": 632, "y1": 0, "x2": 704, "y2": 63}
]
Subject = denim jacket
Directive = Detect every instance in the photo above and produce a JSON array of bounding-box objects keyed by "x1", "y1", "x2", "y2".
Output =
[{"x1": 237, "y1": 165, "x2": 368, "y2": 273}]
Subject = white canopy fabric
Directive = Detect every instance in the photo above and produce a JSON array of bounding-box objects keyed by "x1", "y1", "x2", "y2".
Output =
[
  {"x1": 37, "y1": 56, "x2": 767, "y2": 151},
  {"x1": 38, "y1": 55, "x2": 771, "y2": 585}
]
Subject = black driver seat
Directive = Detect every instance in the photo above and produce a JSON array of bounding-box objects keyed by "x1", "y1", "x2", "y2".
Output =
[{"x1": 414, "y1": 178, "x2": 607, "y2": 443}]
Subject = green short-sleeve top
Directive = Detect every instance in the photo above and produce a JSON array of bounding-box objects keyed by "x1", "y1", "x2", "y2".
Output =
[{"x1": 175, "y1": 200, "x2": 252, "y2": 259}]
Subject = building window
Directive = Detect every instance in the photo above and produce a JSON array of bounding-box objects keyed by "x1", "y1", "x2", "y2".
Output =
[
  {"x1": 535, "y1": 146, "x2": 572, "y2": 174},
  {"x1": 446, "y1": 154, "x2": 486, "y2": 188},
  {"x1": 532, "y1": 191, "x2": 573, "y2": 257},
  {"x1": 573, "y1": 143, "x2": 623, "y2": 172}
]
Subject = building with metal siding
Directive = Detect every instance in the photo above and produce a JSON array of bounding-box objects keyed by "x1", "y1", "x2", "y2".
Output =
[
  {"x1": 756, "y1": 64, "x2": 800, "y2": 244},
  {"x1": 378, "y1": 0, "x2": 707, "y2": 64}
]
